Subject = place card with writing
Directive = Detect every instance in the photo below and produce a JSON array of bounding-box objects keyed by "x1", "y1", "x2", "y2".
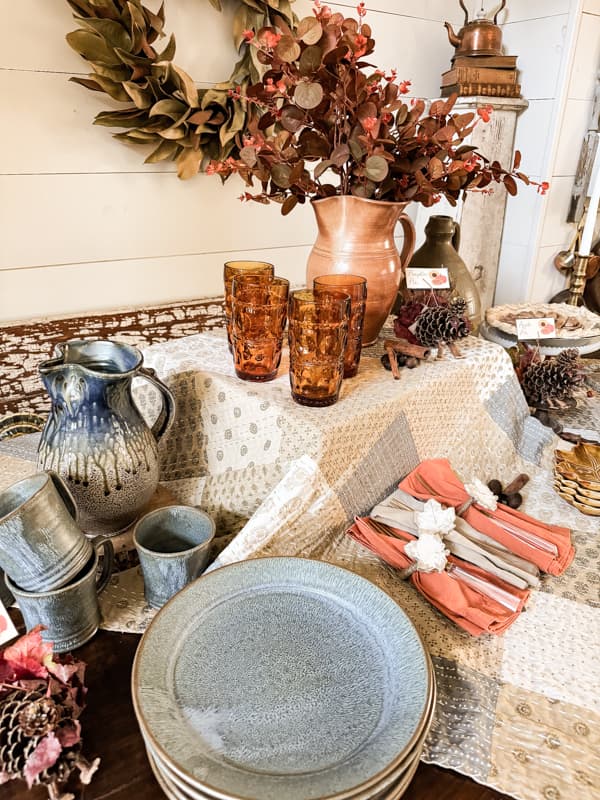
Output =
[
  {"x1": 405, "y1": 268, "x2": 450, "y2": 290},
  {"x1": 516, "y1": 318, "x2": 556, "y2": 340}
]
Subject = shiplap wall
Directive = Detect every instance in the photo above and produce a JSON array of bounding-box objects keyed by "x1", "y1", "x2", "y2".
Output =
[
  {"x1": 496, "y1": 0, "x2": 600, "y2": 304},
  {"x1": 0, "y1": 0, "x2": 461, "y2": 323}
]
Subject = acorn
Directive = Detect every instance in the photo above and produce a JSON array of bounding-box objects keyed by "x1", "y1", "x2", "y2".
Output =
[
  {"x1": 504, "y1": 492, "x2": 523, "y2": 509},
  {"x1": 381, "y1": 354, "x2": 393, "y2": 371},
  {"x1": 381, "y1": 353, "x2": 410, "y2": 371},
  {"x1": 486, "y1": 475, "x2": 527, "y2": 509},
  {"x1": 487, "y1": 479, "x2": 503, "y2": 497}
]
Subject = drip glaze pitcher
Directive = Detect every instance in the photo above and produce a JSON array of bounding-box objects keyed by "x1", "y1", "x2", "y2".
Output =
[{"x1": 37, "y1": 339, "x2": 175, "y2": 535}]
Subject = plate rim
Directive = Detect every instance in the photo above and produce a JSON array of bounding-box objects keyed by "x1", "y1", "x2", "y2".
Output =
[
  {"x1": 132, "y1": 556, "x2": 434, "y2": 800},
  {"x1": 139, "y1": 665, "x2": 437, "y2": 800}
]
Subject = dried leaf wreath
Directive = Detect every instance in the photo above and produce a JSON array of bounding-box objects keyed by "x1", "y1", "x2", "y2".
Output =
[{"x1": 65, "y1": 0, "x2": 297, "y2": 178}]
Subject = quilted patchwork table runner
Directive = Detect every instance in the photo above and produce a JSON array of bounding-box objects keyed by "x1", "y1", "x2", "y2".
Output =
[{"x1": 1, "y1": 332, "x2": 598, "y2": 800}]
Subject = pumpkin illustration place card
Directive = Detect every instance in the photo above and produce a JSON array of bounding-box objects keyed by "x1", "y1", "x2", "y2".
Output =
[
  {"x1": 405, "y1": 267, "x2": 450, "y2": 289},
  {"x1": 516, "y1": 317, "x2": 556, "y2": 339},
  {"x1": 0, "y1": 598, "x2": 18, "y2": 646}
]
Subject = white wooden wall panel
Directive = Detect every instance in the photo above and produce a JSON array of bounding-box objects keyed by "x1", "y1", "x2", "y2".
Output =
[
  {"x1": 312, "y1": 0, "x2": 461, "y2": 22},
  {"x1": 540, "y1": 175, "x2": 578, "y2": 247},
  {"x1": 3, "y1": 1, "x2": 85, "y2": 73},
  {"x1": 583, "y1": 0, "x2": 600, "y2": 12},
  {"x1": 0, "y1": 246, "x2": 312, "y2": 321},
  {"x1": 502, "y1": 15, "x2": 569, "y2": 99},
  {"x1": 496, "y1": 0, "x2": 588, "y2": 304},
  {"x1": 2, "y1": 0, "x2": 463, "y2": 322},
  {"x1": 3, "y1": 0, "x2": 237, "y2": 82},
  {"x1": 0, "y1": 174, "x2": 314, "y2": 269},
  {"x1": 529, "y1": 245, "x2": 568, "y2": 301},
  {"x1": 512, "y1": 99, "x2": 555, "y2": 177},
  {"x1": 0, "y1": 72, "x2": 176, "y2": 175},
  {"x1": 568, "y1": 12, "x2": 600, "y2": 99},
  {"x1": 493, "y1": 242, "x2": 529, "y2": 304},
  {"x1": 554, "y1": 97, "x2": 594, "y2": 176},
  {"x1": 498, "y1": 0, "x2": 572, "y2": 22},
  {"x1": 500, "y1": 175, "x2": 544, "y2": 251}
]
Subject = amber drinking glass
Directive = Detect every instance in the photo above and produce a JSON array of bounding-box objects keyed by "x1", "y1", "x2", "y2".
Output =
[
  {"x1": 288, "y1": 290, "x2": 350, "y2": 407},
  {"x1": 223, "y1": 261, "x2": 274, "y2": 351},
  {"x1": 313, "y1": 274, "x2": 367, "y2": 378},
  {"x1": 230, "y1": 275, "x2": 289, "y2": 382}
]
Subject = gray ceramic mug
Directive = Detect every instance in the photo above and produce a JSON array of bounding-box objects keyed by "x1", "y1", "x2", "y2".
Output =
[
  {"x1": 0, "y1": 471, "x2": 93, "y2": 593},
  {"x1": 133, "y1": 506, "x2": 215, "y2": 609},
  {"x1": 6, "y1": 538, "x2": 114, "y2": 653}
]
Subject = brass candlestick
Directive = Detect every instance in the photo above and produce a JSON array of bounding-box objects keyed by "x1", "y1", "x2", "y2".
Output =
[{"x1": 567, "y1": 253, "x2": 590, "y2": 306}]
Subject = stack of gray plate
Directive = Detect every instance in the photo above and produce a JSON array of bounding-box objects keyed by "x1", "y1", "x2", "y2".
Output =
[{"x1": 132, "y1": 557, "x2": 436, "y2": 800}]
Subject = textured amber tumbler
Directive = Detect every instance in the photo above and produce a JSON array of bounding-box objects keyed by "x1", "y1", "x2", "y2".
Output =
[
  {"x1": 314, "y1": 274, "x2": 367, "y2": 378},
  {"x1": 288, "y1": 290, "x2": 350, "y2": 407},
  {"x1": 231, "y1": 275, "x2": 289, "y2": 382},
  {"x1": 224, "y1": 261, "x2": 274, "y2": 351}
]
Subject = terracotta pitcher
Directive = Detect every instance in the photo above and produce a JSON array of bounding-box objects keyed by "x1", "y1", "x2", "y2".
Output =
[{"x1": 306, "y1": 196, "x2": 416, "y2": 345}]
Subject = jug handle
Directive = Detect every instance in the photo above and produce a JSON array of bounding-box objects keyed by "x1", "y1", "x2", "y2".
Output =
[
  {"x1": 452, "y1": 221, "x2": 461, "y2": 253},
  {"x1": 137, "y1": 367, "x2": 176, "y2": 443},
  {"x1": 47, "y1": 470, "x2": 79, "y2": 524},
  {"x1": 397, "y1": 213, "x2": 416, "y2": 269}
]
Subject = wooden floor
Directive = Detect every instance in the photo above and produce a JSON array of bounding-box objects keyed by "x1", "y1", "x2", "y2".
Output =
[{"x1": 2, "y1": 629, "x2": 512, "y2": 800}]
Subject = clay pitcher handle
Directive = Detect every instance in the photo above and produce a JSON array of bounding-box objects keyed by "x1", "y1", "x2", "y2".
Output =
[
  {"x1": 47, "y1": 470, "x2": 79, "y2": 523},
  {"x1": 397, "y1": 213, "x2": 416, "y2": 270},
  {"x1": 137, "y1": 367, "x2": 176, "y2": 443},
  {"x1": 452, "y1": 220, "x2": 461, "y2": 253}
]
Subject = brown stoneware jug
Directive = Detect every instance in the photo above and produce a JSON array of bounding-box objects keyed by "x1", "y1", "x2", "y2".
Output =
[{"x1": 395, "y1": 215, "x2": 482, "y2": 330}]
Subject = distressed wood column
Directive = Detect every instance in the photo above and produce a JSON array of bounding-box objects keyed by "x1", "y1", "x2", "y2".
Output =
[{"x1": 455, "y1": 96, "x2": 529, "y2": 310}]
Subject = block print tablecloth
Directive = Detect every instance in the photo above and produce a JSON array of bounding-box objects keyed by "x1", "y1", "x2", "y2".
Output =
[{"x1": 1, "y1": 332, "x2": 598, "y2": 800}]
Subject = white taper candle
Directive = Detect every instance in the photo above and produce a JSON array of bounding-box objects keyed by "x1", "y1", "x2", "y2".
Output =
[{"x1": 579, "y1": 132, "x2": 600, "y2": 256}]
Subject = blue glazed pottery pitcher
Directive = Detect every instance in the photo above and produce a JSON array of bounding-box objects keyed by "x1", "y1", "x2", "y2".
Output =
[{"x1": 37, "y1": 339, "x2": 175, "y2": 536}]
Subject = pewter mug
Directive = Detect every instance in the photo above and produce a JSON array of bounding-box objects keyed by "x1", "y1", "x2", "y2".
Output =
[
  {"x1": 6, "y1": 540, "x2": 114, "y2": 653},
  {"x1": 37, "y1": 339, "x2": 175, "y2": 536},
  {"x1": 0, "y1": 470, "x2": 93, "y2": 593},
  {"x1": 133, "y1": 506, "x2": 215, "y2": 609}
]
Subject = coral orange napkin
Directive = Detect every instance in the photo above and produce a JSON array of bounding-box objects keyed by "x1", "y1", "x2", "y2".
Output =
[
  {"x1": 399, "y1": 459, "x2": 574, "y2": 576},
  {"x1": 348, "y1": 517, "x2": 529, "y2": 636}
]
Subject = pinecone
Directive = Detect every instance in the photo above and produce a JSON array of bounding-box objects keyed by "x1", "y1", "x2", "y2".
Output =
[
  {"x1": 19, "y1": 697, "x2": 60, "y2": 737},
  {"x1": 0, "y1": 690, "x2": 77, "y2": 787},
  {"x1": 414, "y1": 298, "x2": 471, "y2": 347},
  {"x1": 521, "y1": 349, "x2": 585, "y2": 407},
  {"x1": 0, "y1": 690, "x2": 46, "y2": 779}
]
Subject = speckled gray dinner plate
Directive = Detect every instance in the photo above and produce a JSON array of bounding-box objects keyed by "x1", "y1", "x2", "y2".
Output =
[
  {"x1": 140, "y1": 677, "x2": 435, "y2": 800},
  {"x1": 132, "y1": 557, "x2": 432, "y2": 800},
  {"x1": 143, "y1": 693, "x2": 434, "y2": 800},
  {"x1": 140, "y1": 669, "x2": 436, "y2": 800},
  {"x1": 146, "y1": 744, "x2": 422, "y2": 800}
]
